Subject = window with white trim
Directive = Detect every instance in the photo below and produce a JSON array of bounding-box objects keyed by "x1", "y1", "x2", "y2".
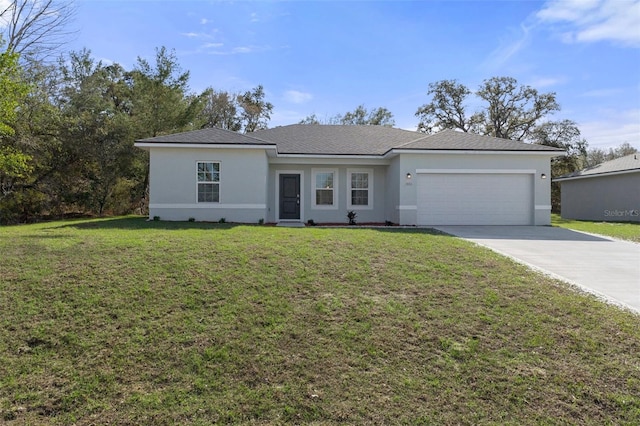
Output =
[
  {"x1": 197, "y1": 162, "x2": 220, "y2": 202},
  {"x1": 348, "y1": 169, "x2": 373, "y2": 209},
  {"x1": 312, "y1": 169, "x2": 337, "y2": 208}
]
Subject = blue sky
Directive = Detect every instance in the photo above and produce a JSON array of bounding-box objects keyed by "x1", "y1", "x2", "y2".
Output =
[{"x1": 70, "y1": 0, "x2": 639, "y2": 149}]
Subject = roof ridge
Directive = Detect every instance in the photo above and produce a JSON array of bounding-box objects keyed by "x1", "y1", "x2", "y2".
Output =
[{"x1": 392, "y1": 130, "x2": 439, "y2": 149}]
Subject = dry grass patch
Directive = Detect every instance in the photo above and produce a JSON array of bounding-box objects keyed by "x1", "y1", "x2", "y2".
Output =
[{"x1": 0, "y1": 217, "x2": 639, "y2": 424}]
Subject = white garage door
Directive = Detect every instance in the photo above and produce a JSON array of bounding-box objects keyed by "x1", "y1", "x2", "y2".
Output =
[{"x1": 416, "y1": 173, "x2": 533, "y2": 225}]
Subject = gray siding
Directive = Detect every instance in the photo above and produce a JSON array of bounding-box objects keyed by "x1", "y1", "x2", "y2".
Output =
[
  {"x1": 560, "y1": 172, "x2": 640, "y2": 222},
  {"x1": 145, "y1": 147, "x2": 556, "y2": 226},
  {"x1": 385, "y1": 156, "x2": 401, "y2": 224},
  {"x1": 148, "y1": 147, "x2": 269, "y2": 222}
]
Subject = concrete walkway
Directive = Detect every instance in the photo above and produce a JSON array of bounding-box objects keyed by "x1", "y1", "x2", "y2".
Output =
[{"x1": 432, "y1": 226, "x2": 640, "y2": 314}]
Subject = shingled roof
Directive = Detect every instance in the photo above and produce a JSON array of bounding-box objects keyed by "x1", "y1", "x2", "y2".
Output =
[
  {"x1": 136, "y1": 124, "x2": 565, "y2": 155},
  {"x1": 136, "y1": 127, "x2": 274, "y2": 146},
  {"x1": 555, "y1": 153, "x2": 640, "y2": 181},
  {"x1": 397, "y1": 129, "x2": 565, "y2": 152},
  {"x1": 252, "y1": 125, "x2": 425, "y2": 155}
]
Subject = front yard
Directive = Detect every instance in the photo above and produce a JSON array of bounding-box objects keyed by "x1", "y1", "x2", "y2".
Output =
[
  {"x1": 1, "y1": 217, "x2": 639, "y2": 424},
  {"x1": 552, "y1": 213, "x2": 640, "y2": 242}
]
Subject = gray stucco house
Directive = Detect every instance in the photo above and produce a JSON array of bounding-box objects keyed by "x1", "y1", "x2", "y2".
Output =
[
  {"x1": 555, "y1": 153, "x2": 640, "y2": 222},
  {"x1": 134, "y1": 125, "x2": 564, "y2": 225}
]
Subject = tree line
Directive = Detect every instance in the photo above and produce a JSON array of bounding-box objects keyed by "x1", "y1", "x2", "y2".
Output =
[
  {"x1": 0, "y1": 44, "x2": 275, "y2": 223},
  {"x1": 1, "y1": 0, "x2": 635, "y2": 223}
]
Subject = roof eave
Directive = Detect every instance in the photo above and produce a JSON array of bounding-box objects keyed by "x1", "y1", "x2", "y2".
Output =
[
  {"x1": 274, "y1": 152, "x2": 386, "y2": 159},
  {"x1": 554, "y1": 168, "x2": 640, "y2": 182},
  {"x1": 386, "y1": 148, "x2": 566, "y2": 158},
  {"x1": 134, "y1": 142, "x2": 277, "y2": 150}
]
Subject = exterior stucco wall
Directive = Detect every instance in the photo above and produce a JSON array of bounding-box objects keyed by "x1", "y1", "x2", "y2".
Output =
[
  {"x1": 560, "y1": 172, "x2": 640, "y2": 222},
  {"x1": 145, "y1": 146, "x2": 556, "y2": 226},
  {"x1": 148, "y1": 147, "x2": 269, "y2": 222},
  {"x1": 385, "y1": 156, "x2": 401, "y2": 224},
  {"x1": 267, "y1": 160, "x2": 388, "y2": 224},
  {"x1": 396, "y1": 152, "x2": 554, "y2": 225}
]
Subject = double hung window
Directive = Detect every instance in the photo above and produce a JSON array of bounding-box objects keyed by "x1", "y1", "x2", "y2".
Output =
[
  {"x1": 312, "y1": 169, "x2": 337, "y2": 208},
  {"x1": 347, "y1": 169, "x2": 372, "y2": 209},
  {"x1": 197, "y1": 162, "x2": 220, "y2": 202}
]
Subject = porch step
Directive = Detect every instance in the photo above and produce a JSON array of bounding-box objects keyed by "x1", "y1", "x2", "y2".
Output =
[{"x1": 276, "y1": 222, "x2": 306, "y2": 228}]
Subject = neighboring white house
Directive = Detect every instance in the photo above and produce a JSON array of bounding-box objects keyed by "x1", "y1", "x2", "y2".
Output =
[
  {"x1": 555, "y1": 153, "x2": 640, "y2": 222},
  {"x1": 134, "y1": 125, "x2": 564, "y2": 226}
]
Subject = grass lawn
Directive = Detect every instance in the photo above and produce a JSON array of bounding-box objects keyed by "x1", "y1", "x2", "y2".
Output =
[
  {"x1": 552, "y1": 213, "x2": 640, "y2": 243},
  {"x1": 1, "y1": 217, "x2": 639, "y2": 425}
]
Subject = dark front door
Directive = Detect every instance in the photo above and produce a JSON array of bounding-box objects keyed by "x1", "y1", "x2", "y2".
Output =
[{"x1": 279, "y1": 174, "x2": 300, "y2": 220}]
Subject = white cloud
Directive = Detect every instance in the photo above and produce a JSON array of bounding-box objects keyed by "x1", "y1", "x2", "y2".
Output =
[
  {"x1": 203, "y1": 42, "x2": 223, "y2": 49},
  {"x1": 201, "y1": 18, "x2": 209, "y2": 25},
  {"x1": 537, "y1": 0, "x2": 601, "y2": 22},
  {"x1": 270, "y1": 109, "x2": 308, "y2": 127},
  {"x1": 233, "y1": 46, "x2": 253, "y2": 54},
  {"x1": 0, "y1": 0, "x2": 13, "y2": 29},
  {"x1": 536, "y1": 0, "x2": 640, "y2": 47},
  {"x1": 182, "y1": 30, "x2": 218, "y2": 39},
  {"x1": 483, "y1": 23, "x2": 534, "y2": 69},
  {"x1": 580, "y1": 88, "x2": 625, "y2": 98},
  {"x1": 250, "y1": 12, "x2": 259, "y2": 23},
  {"x1": 203, "y1": 45, "x2": 269, "y2": 56},
  {"x1": 578, "y1": 108, "x2": 640, "y2": 149},
  {"x1": 484, "y1": 0, "x2": 639, "y2": 69},
  {"x1": 284, "y1": 90, "x2": 313, "y2": 104},
  {"x1": 528, "y1": 76, "x2": 565, "y2": 88}
]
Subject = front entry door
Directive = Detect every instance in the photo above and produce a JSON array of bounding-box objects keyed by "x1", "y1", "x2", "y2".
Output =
[{"x1": 279, "y1": 174, "x2": 301, "y2": 220}]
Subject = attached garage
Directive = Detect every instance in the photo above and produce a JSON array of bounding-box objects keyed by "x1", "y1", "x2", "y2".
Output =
[{"x1": 416, "y1": 171, "x2": 534, "y2": 225}]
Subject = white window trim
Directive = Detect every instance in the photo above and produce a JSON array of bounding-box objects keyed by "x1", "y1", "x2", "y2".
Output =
[
  {"x1": 347, "y1": 168, "x2": 373, "y2": 210},
  {"x1": 196, "y1": 161, "x2": 221, "y2": 203},
  {"x1": 311, "y1": 168, "x2": 338, "y2": 210}
]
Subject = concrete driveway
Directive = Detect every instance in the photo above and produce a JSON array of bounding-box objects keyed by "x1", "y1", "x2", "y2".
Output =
[{"x1": 432, "y1": 226, "x2": 640, "y2": 314}]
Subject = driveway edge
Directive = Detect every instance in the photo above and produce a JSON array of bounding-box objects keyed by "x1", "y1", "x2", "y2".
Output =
[{"x1": 434, "y1": 228, "x2": 640, "y2": 316}]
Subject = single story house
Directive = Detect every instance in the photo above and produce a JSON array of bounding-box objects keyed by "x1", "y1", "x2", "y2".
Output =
[
  {"x1": 134, "y1": 125, "x2": 564, "y2": 226},
  {"x1": 555, "y1": 153, "x2": 640, "y2": 222}
]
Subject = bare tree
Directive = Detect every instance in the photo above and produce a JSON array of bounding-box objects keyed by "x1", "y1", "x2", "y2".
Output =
[
  {"x1": 299, "y1": 105, "x2": 395, "y2": 127},
  {"x1": 1, "y1": 0, "x2": 76, "y2": 62},
  {"x1": 237, "y1": 85, "x2": 273, "y2": 133},
  {"x1": 415, "y1": 79, "x2": 480, "y2": 134},
  {"x1": 585, "y1": 142, "x2": 638, "y2": 167},
  {"x1": 339, "y1": 105, "x2": 395, "y2": 127},
  {"x1": 476, "y1": 77, "x2": 559, "y2": 141},
  {"x1": 415, "y1": 77, "x2": 560, "y2": 141}
]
